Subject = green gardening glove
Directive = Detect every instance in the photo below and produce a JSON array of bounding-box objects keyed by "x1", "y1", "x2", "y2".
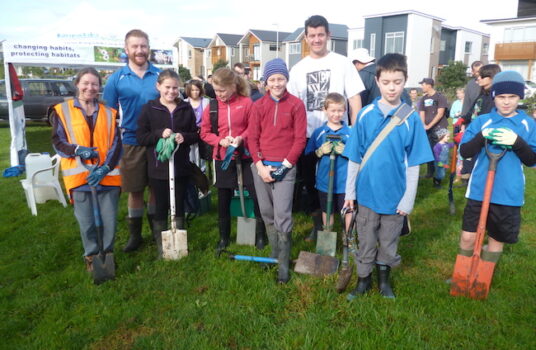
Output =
[
  {"x1": 491, "y1": 128, "x2": 516, "y2": 149},
  {"x1": 482, "y1": 128, "x2": 495, "y2": 140}
]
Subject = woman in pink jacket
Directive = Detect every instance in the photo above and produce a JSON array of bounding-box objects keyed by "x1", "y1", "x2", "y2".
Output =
[{"x1": 200, "y1": 67, "x2": 264, "y2": 252}]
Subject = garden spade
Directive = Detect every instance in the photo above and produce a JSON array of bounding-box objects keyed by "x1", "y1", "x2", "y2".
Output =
[
  {"x1": 162, "y1": 145, "x2": 188, "y2": 260},
  {"x1": 316, "y1": 135, "x2": 341, "y2": 257},
  {"x1": 335, "y1": 208, "x2": 357, "y2": 293},
  {"x1": 450, "y1": 141, "x2": 505, "y2": 300}
]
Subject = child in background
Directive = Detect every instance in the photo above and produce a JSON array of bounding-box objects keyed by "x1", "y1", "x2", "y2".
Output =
[
  {"x1": 455, "y1": 70, "x2": 536, "y2": 271},
  {"x1": 450, "y1": 88, "x2": 465, "y2": 126},
  {"x1": 343, "y1": 53, "x2": 433, "y2": 300},
  {"x1": 433, "y1": 128, "x2": 455, "y2": 188},
  {"x1": 249, "y1": 58, "x2": 307, "y2": 283},
  {"x1": 305, "y1": 93, "x2": 351, "y2": 231}
]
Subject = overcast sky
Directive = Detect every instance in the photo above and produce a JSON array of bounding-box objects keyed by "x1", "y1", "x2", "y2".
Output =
[{"x1": 0, "y1": 0, "x2": 519, "y2": 46}]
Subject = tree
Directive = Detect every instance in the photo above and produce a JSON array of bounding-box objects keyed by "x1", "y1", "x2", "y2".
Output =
[
  {"x1": 212, "y1": 59, "x2": 228, "y2": 73},
  {"x1": 178, "y1": 65, "x2": 191, "y2": 83},
  {"x1": 437, "y1": 60, "x2": 468, "y2": 92}
]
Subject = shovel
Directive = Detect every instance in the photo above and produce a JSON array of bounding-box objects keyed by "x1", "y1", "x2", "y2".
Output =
[
  {"x1": 316, "y1": 135, "x2": 341, "y2": 257},
  {"x1": 448, "y1": 139, "x2": 458, "y2": 215},
  {"x1": 162, "y1": 145, "x2": 188, "y2": 260},
  {"x1": 450, "y1": 141, "x2": 506, "y2": 300},
  {"x1": 83, "y1": 157, "x2": 115, "y2": 285},
  {"x1": 336, "y1": 208, "x2": 357, "y2": 293}
]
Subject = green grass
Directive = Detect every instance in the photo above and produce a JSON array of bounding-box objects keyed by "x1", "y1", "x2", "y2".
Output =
[{"x1": 1, "y1": 123, "x2": 535, "y2": 349}]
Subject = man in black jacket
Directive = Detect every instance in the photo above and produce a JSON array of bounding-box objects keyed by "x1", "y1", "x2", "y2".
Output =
[{"x1": 351, "y1": 48, "x2": 378, "y2": 107}]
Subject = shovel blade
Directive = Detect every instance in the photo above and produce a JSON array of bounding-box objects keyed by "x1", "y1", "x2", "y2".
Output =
[
  {"x1": 335, "y1": 266, "x2": 353, "y2": 293},
  {"x1": 294, "y1": 251, "x2": 339, "y2": 277},
  {"x1": 450, "y1": 254, "x2": 472, "y2": 297},
  {"x1": 92, "y1": 252, "x2": 115, "y2": 285},
  {"x1": 316, "y1": 230, "x2": 337, "y2": 257},
  {"x1": 162, "y1": 229, "x2": 188, "y2": 260},
  {"x1": 450, "y1": 254, "x2": 496, "y2": 299},
  {"x1": 468, "y1": 259, "x2": 496, "y2": 300}
]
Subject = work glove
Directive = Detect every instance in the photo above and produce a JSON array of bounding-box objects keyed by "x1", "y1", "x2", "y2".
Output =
[
  {"x1": 315, "y1": 141, "x2": 332, "y2": 158},
  {"x1": 271, "y1": 164, "x2": 291, "y2": 182},
  {"x1": 481, "y1": 128, "x2": 495, "y2": 140},
  {"x1": 75, "y1": 146, "x2": 98, "y2": 160},
  {"x1": 491, "y1": 128, "x2": 517, "y2": 148},
  {"x1": 333, "y1": 141, "x2": 345, "y2": 155},
  {"x1": 221, "y1": 144, "x2": 237, "y2": 170},
  {"x1": 156, "y1": 135, "x2": 177, "y2": 162},
  {"x1": 86, "y1": 165, "x2": 110, "y2": 187}
]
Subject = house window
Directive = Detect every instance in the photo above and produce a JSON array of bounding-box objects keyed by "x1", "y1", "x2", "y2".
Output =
[
  {"x1": 353, "y1": 39, "x2": 363, "y2": 50},
  {"x1": 384, "y1": 31, "x2": 404, "y2": 54},
  {"x1": 330, "y1": 40, "x2": 336, "y2": 51},
  {"x1": 188, "y1": 49, "x2": 192, "y2": 59},
  {"x1": 253, "y1": 45, "x2": 260, "y2": 60},
  {"x1": 216, "y1": 48, "x2": 221, "y2": 56},
  {"x1": 370, "y1": 33, "x2": 376, "y2": 57},
  {"x1": 231, "y1": 48, "x2": 235, "y2": 56},
  {"x1": 482, "y1": 42, "x2": 489, "y2": 54},
  {"x1": 269, "y1": 44, "x2": 278, "y2": 51},
  {"x1": 504, "y1": 26, "x2": 536, "y2": 42},
  {"x1": 289, "y1": 43, "x2": 301, "y2": 54},
  {"x1": 464, "y1": 41, "x2": 472, "y2": 54},
  {"x1": 440, "y1": 40, "x2": 446, "y2": 51}
]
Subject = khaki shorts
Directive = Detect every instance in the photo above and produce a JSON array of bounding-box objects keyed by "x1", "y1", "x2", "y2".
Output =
[{"x1": 120, "y1": 144, "x2": 148, "y2": 193}]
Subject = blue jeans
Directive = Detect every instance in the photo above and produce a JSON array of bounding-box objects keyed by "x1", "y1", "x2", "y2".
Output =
[
  {"x1": 73, "y1": 187, "x2": 120, "y2": 256},
  {"x1": 434, "y1": 163, "x2": 446, "y2": 180}
]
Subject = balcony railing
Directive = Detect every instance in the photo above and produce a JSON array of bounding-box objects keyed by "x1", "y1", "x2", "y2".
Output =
[{"x1": 494, "y1": 42, "x2": 536, "y2": 60}]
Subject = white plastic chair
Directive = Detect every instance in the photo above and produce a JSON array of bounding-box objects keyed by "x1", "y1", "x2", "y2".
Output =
[{"x1": 21, "y1": 153, "x2": 68, "y2": 216}]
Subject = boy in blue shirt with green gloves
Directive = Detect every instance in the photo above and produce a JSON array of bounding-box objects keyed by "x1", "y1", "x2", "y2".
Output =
[
  {"x1": 455, "y1": 70, "x2": 536, "y2": 267},
  {"x1": 305, "y1": 93, "x2": 351, "y2": 231},
  {"x1": 343, "y1": 53, "x2": 433, "y2": 299}
]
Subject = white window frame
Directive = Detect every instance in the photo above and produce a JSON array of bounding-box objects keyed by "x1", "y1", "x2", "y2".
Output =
[
  {"x1": 384, "y1": 31, "x2": 404, "y2": 54},
  {"x1": 370, "y1": 33, "x2": 376, "y2": 57},
  {"x1": 289, "y1": 42, "x2": 301, "y2": 55},
  {"x1": 353, "y1": 39, "x2": 364, "y2": 50},
  {"x1": 464, "y1": 41, "x2": 472, "y2": 54}
]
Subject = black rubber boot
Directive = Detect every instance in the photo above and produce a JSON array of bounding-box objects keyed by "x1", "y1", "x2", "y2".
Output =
[
  {"x1": 346, "y1": 274, "x2": 372, "y2": 301},
  {"x1": 255, "y1": 218, "x2": 267, "y2": 250},
  {"x1": 216, "y1": 217, "x2": 231, "y2": 252},
  {"x1": 305, "y1": 210, "x2": 322, "y2": 242},
  {"x1": 175, "y1": 217, "x2": 185, "y2": 230},
  {"x1": 277, "y1": 231, "x2": 291, "y2": 284},
  {"x1": 152, "y1": 220, "x2": 167, "y2": 259},
  {"x1": 123, "y1": 217, "x2": 143, "y2": 252},
  {"x1": 266, "y1": 224, "x2": 279, "y2": 259},
  {"x1": 377, "y1": 264, "x2": 395, "y2": 299}
]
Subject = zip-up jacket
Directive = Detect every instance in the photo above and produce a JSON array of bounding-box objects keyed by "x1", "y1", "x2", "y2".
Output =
[
  {"x1": 200, "y1": 94, "x2": 253, "y2": 160},
  {"x1": 136, "y1": 98, "x2": 198, "y2": 180},
  {"x1": 248, "y1": 91, "x2": 307, "y2": 165}
]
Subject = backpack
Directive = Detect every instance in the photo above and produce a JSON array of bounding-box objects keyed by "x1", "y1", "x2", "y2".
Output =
[{"x1": 198, "y1": 99, "x2": 219, "y2": 160}]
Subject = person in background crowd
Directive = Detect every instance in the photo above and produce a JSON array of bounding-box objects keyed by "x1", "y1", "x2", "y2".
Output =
[{"x1": 103, "y1": 29, "x2": 160, "y2": 253}]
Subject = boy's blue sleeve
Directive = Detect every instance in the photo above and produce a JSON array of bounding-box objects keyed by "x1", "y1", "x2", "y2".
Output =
[
  {"x1": 342, "y1": 120, "x2": 362, "y2": 163},
  {"x1": 406, "y1": 113, "x2": 434, "y2": 166},
  {"x1": 304, "y1": 129, "x2": 319, "y2": 155},
  {"x1": 460, "y1": 117, "x2": 483, "y2": 145},
  {"x1": 103, "y1": 74, "x2": 119, "y2": 109}
]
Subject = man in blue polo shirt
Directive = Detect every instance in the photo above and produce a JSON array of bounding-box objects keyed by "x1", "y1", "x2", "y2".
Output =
[{"x1": 103, "y1": 29, "x2": 160, "y2": 252}]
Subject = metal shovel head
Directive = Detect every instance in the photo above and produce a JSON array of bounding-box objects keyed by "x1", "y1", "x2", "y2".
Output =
[
  {"x1": 92, "y1": 252, "x2": 115, "y2": 285},
  {"x1": 162, "y1": 228, "x2": 188, "y2": 260},
  {"x1": 316, "y1": 229, "x2": 337, "y2": 257},
  {"x1": 294, "y1": 251, "x2": 339, "y2": 277},
  {"x1": 450, "y1": 254, "x2": 496, "y2": 300},
  {"x1": 335, "y1": 265, "x2": 353, "y2": 293}
]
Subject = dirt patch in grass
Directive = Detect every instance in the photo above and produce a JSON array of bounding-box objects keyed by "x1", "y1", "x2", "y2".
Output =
[{"x1": 89, "y1": 324, "x2": 154, "y2": 350}]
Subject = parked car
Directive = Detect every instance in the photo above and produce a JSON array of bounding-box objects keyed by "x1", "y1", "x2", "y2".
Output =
[
  {"x1": 525, "y1": 80, "x2": 536, "y2": 98},
  {"x1": 0, "y1": 79, "x2": 76, "y2": 124}
]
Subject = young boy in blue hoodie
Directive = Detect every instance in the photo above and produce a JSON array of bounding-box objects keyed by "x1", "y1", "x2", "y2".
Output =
[
  {"x1": 455, "y1": 70, "x2": 536, "y2": 268},
  {"x1": 343, "y1": 54, "x2": 433, "y2": 299}
]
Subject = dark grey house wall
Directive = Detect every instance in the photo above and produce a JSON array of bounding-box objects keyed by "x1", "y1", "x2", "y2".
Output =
[
  {"x1": 332, "y1": 40, "x2": 348, "y2": 56},
  {"x1": 440, "y1": 29, "x2": 457, "y2": 65},
  {"x1": 364, "y1": 15, "x2": 408, "y2": 58}
]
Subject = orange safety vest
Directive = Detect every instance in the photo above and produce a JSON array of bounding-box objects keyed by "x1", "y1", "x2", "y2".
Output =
[{"x1": 54, "y1": 99, "x2": 121, "y2": 198}]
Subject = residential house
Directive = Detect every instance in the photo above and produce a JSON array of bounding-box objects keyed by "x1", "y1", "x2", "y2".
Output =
[
  {"x1": 175, "y1": 37, "x2": 211, "y2": 78},
  {"x1": 283, "y1": 23, "x2": 349, "y2": 70},
  {"x1": 347, "y1": 26, "x2": 365, "y2": 53},
  {"x1": 361, "y1": 10, "x2": 489, "y2": 87},
  {"x1": 440, "y1": 25, "x2": 489, "y2": 68},
  {"x1": 482, "y1": 12, "x2": 536, "y2": 80},
  {"x1": 206, "y1": 33, "x2": 243, "y2": 76},
  {"x1": 238, "y1": 29, "x2": 291, "y2": 80}
]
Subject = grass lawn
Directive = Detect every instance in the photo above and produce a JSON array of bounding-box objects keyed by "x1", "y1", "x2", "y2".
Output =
[{"x1": 0, "y1": 123, "x2": 535, "y2": 349}]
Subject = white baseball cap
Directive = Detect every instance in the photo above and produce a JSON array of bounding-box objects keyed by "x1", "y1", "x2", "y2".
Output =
[{"x1": 350, "y1": 48, "x2": 375, "y2": 64}]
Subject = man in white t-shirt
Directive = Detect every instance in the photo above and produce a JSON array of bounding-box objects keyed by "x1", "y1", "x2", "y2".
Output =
[{"x1": 288, "y1": 15, "x2": 364, "y2": 242}]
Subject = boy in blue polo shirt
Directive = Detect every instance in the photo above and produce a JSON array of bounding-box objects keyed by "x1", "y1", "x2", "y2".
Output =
[
  {"x1": 305, "y1": 93, "x2": 351, "y2": 231},
  {"x1": 455, "y1": 70, "x2": 536, "y2": 267},
  {"x1": 343, "y1": 53, "x2": 433, "y2": 299}
]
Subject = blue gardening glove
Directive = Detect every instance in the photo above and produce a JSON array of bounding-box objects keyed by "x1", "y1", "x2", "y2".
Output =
[
  {"x1": 271, "y1": 164, "x2": 291, "y2": 182},
  {"x1": 86, "y1": 165, "x2": 110, "y2": 187},
  {"x1": 75, "y1": 146, "x2": 98, "y2": 160},
  {"x1": 491, "y1": 127, "x2": 517, "y2": 149},
  {"x1": 221, "y1": 144, "x2": 237, "y2": 170}
]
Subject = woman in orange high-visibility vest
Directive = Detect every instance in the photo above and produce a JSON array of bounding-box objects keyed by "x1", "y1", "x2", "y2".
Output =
[{"x1": 51, "y1": 67, "x2": 122, "y2": 274}]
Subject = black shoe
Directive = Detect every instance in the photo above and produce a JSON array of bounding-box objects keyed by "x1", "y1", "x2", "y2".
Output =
[
  {"x1": 255, "y1": 218, "x2": 267, "y2": 250},
  {"x1": 377, "y1": 264, "x2": 395, "y2": 299},
  {"x1": 123, "y1": 217, "x2": 143, "y2": 252},
  {"x1": 346, "y1": 274, "x2": 372, "y2": 301}
]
